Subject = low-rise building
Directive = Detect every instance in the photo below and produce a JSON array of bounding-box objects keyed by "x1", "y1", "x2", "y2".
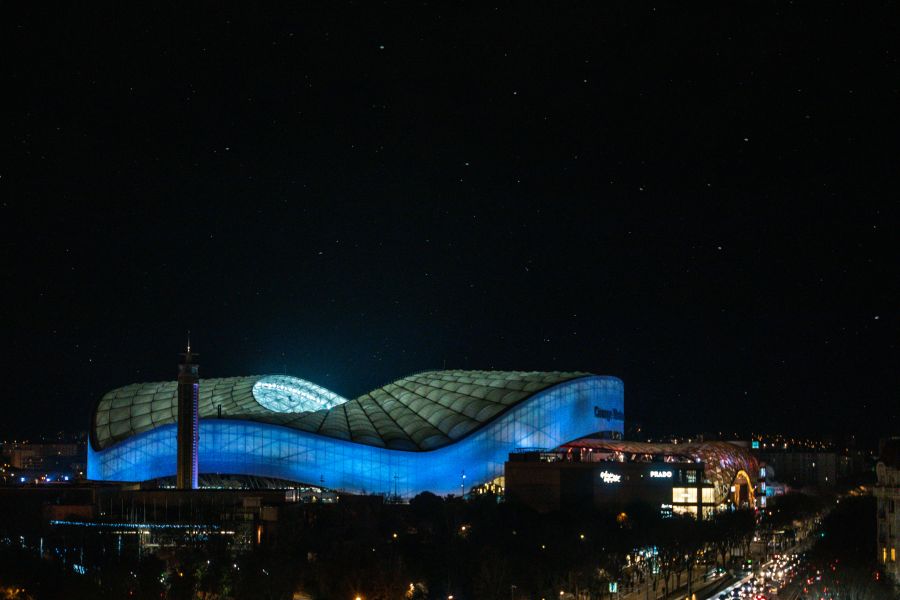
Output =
[
  {"x1": 3, "y1": 442, "x2": 82, "y2": 470},
  {"x1": 875, "y1": 438, "x2": 900, "y2": 587},
  {"x1": 756, "y1": 450, "x2": 845, "y2": 487}
]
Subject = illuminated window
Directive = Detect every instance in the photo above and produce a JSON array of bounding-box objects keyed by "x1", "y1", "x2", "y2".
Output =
[
  {"x1": 673, "y1": 487, "x2": 697, "y2": 503},
  {"x1": 892, "y1": 547, "x2": 896, "y2": 562},
  {"x1": 701, "y1": 487, "x2": 715, "y2": 504},
  {"x1": 673, "y1": 505, "x2": 698, "y2": 517},
  {"x1": 685, "y1": 470, "x2": 698, "y2": 483},
  {"x1": 884, "y1": 547, "x2": 888, "y2": 563}
]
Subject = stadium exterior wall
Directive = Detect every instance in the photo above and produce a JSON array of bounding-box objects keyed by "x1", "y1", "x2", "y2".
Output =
[{"x1": 88, "y1": 375, "x2": 623, "y2": 497}]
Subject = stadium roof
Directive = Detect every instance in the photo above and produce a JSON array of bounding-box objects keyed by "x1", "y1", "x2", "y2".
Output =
[{"x1": 92, "y1": 370, "x2": 592, "y2": 452}]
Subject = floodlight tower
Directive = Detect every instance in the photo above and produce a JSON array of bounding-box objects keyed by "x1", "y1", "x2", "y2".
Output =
[{"x1": 176, "y1": 336, "x2": 199, "y2": 489}]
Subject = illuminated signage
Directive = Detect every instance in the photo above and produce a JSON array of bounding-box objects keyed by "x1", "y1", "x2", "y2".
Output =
[
  {"x1": 751, "y1": 440, "x2": 760, "y2": 449},
  {"x1": 649, "y1": 470, "x2": 672, "y2": 478},
  {"x1": 599, "y1": 471, "x2": 622, "y2": 483}
]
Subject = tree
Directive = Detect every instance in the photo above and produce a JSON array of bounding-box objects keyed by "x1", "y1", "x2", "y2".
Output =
[{"x1": 472, "y1": 547, "x2": 509, "y2": 600}]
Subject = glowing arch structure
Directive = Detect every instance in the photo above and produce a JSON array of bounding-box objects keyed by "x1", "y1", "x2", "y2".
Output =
[
  {"x1": 88, "y1": 371, "x2": 624, "y2": 497},
  {"x1": 732, "y1": 469, "x2": 755, "y2": 506}
]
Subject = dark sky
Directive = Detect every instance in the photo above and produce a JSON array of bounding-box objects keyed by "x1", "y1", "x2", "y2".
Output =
[{"x1": 3, "y1": 4, "x2": 898, "y2": 441}]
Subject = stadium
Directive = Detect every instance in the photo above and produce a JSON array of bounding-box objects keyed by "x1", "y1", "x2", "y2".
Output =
[{"x1": 88, "y1": 370, "x2": 625, "y2": 497}]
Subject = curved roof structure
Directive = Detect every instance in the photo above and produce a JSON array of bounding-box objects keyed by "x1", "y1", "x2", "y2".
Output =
[
  {"x1": 92, "y1": 370, "x2": 591, "y2": 452},
  {"x1": 88, "y1": 371, "x2": 625, "y2": 497}
]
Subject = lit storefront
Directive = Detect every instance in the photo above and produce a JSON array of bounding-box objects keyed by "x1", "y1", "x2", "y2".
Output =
[{"x1": 505, "y1": 440, "x2": 757, "y2": 515}]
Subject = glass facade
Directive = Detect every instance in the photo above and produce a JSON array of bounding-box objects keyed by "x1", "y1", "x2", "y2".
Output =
[
  {"x1": 89, "y1": 374, "x2": 624, "y2": 498},
  {"x1": 673, "y1": 487, "x2": 698, "y2": 503}
]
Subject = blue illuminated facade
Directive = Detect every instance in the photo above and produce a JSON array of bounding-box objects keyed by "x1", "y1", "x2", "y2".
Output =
[{"x1": 89, "y1": 371, "x2": 623, "y2": 497}]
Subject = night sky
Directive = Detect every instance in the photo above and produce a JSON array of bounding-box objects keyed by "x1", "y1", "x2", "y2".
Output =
[{"x1": 3, "y1": 4, "x2": 898, "y2": 441}]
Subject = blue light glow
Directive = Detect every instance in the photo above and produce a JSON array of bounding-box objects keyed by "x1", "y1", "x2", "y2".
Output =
[
  {"x1": 50, "y1": 519, "x2": 221, "y2": 530},
  {"x1": 251, "y1": 375, "x2": 348, "y2": 413},
  {"x1": 89, "y1": 376, "x2": 623, "y2": 498}
]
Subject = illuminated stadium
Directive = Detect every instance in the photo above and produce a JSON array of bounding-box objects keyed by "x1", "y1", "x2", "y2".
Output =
[{"x1": 88, "y1": 371, "x2": 625, "y2": 497}]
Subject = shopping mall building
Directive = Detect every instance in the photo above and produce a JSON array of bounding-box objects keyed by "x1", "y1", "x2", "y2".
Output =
[
  {"x1": 88, "y1": 369, "x2": 756, "y2": 511},
  {"x1": 505, "y1": 440, "x2": 757, "y2": 515}
]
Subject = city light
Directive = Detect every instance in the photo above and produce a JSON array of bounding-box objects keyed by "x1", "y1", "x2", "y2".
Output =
[{"x1": 1, "y1": 8, "x2": 892, "y2": 599}]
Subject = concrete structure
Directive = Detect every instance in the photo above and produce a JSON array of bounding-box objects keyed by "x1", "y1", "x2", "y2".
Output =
[{"x1": 175, "y1": 343, "x2": 200, "y2": 490}]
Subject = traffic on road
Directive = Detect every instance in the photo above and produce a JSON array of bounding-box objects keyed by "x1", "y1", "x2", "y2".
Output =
[{"x1": 709, "y1": 553, "x2": 805, "y2": 600}]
